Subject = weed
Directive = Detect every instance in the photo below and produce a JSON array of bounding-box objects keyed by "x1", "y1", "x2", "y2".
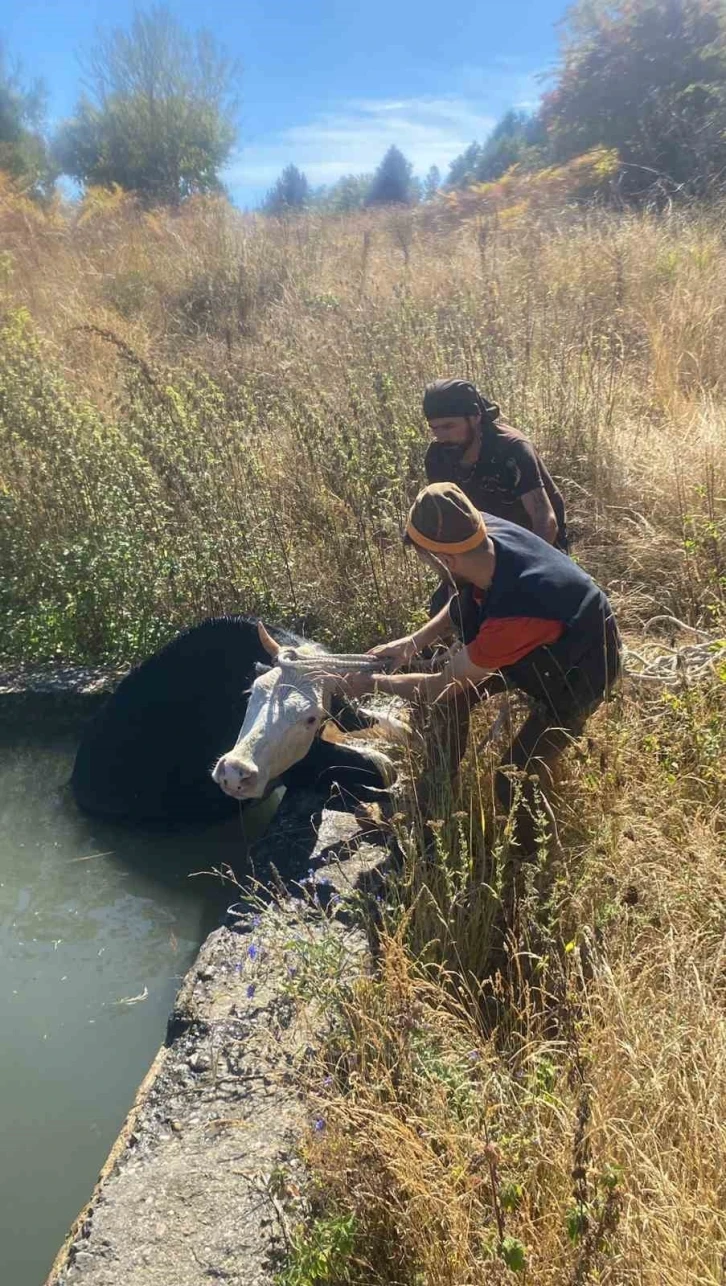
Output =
[{"x1": 277, "y1": 1213, "x2": 357, "y2": 1286}]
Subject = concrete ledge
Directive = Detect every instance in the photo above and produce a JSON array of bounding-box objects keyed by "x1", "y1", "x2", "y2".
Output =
[
  {"x1": 0, "y1": 666, "x2": 121, "y2": 727},
  {"x1": 0, "y1": 666, "x2": 120, "y2": 697}
]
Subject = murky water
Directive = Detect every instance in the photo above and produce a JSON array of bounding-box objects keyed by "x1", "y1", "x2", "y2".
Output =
[{"x1": 0, "y1": 710, "x2": 276, "y2": 1286}]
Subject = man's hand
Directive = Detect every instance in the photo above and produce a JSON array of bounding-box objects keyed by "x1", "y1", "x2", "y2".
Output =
[{"x1": 366, "y1": 634, "x2": 417, "y2": 671}]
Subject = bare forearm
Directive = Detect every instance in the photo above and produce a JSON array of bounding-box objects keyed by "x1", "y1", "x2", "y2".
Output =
[
  {"x1": 411, "y1": 604, "x2": 454, "y2": 652},
  {"x1": 533, "y1": 510, "x2": 558, "y2": 544},
  {"x1": 522, "y1": 487, "x2": 559, "y2": 545},
  {"x1": 346, "y1": 669, "x2": 451, "y2": 702}
]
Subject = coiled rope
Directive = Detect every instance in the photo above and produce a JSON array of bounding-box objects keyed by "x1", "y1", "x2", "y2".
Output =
[{"x1": 622, "y1": 616, "x2": 726, "y2": 687}]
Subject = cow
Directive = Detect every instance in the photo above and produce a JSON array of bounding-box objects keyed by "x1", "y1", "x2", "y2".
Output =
[
  {"x1": 212, "y1": 621, "x2": 405, "y2": 804},
  {"x1": 71, "y1": 616, "x2": 397, "y2": 825}
]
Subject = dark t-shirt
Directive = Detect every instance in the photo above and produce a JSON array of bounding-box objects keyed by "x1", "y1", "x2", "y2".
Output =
[
  {"x1": 448, "y1": 515, "x2": 617, "y2": 707},
  {"x1": 425, "y1": 419, "x2": 568, "y2": 550}
]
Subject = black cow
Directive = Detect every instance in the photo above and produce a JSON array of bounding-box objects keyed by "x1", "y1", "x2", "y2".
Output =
[{"x1": 71, "y1": 616, "x2": 389, "y2": 824}]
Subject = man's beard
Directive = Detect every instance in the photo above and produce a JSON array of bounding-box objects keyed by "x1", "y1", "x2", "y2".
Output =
[{"x1": 439, "y1": 420, "x2": 478, "y2": 464}]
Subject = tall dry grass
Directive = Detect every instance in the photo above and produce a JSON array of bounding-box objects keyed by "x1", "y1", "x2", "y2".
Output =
[
  {"x1": 1, "y1": 180, "x2": 725, "y2": 1281},
  {"x1": 1, "y1": 183, "x2": 724, "y2": 659}
]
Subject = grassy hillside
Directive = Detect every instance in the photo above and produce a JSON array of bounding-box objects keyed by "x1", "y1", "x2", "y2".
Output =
[{"x1": 1, "y1": 180, "x2": 725, "y2": 1281}]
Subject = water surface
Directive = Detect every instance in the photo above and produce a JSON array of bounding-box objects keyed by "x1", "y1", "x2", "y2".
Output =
[{"x1": 0, "y1": 712, "x2": 267, "y2": 1286}]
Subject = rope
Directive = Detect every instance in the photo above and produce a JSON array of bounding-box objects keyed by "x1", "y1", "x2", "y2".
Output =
[
  {"x1": 276, "y1": 620, "x2": 726, "y2": 690},
  {"x1": 278, "y1": 652, "x2": 386, "y2": 677},
  {"x1": 622, "y1": 615, "x2": 726, "y2": 687}
]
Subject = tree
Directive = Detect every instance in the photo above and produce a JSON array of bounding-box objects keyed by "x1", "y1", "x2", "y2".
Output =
[
  {"x1": 446, "y1": 113, "x2": 547, "y2": 189},
  {"x1": 366, "y1": 145, "x2": 414, "y2": 205},
  {"x1": 263, "y1": 163, "x2": 310, "y2": 214},
  {"x1": 0, "y1": 45, "x2": 54, "y2": 197},
  {"x1": 475, "y1": 110, "x2": 547, "y2": 182},
  {"x1": 53, "y1": 6, "x2": 239, "y2": 205},
  {"x1": 543, "y1": 0, "x2": 726, "y2": 192},
  {"x1": 446, "y1": 140, "x2": 484, "y2": 188},
  {"x1": 313, "y1": 172, "x2": 372, "y2": 211},
  {"x1": 423, "y1": 165, "x2": 441, "y2": 199}
]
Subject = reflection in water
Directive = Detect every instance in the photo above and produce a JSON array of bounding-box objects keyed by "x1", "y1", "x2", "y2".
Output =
[{"x1": 0, "y1": 719, "x2": 273, "y2": 1286}]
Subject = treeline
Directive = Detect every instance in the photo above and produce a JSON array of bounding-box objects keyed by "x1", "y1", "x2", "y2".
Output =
[
  {"x1": 267, "y1": 0, "x2": 726, "y2": 211},
  {"x1": 262, "y1": 151, "x2": 441, "y2": 214},
  {"x1": 3, "y1": 0, "x2": 726, "y2": 212},
  {"x1": 445, "y1": 0, "x2": 726, "y2": 199}
]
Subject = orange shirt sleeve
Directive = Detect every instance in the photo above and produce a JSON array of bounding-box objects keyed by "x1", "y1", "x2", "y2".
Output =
[{"x1": 466, "y1": 616, "x2": 564, "y2": 670}]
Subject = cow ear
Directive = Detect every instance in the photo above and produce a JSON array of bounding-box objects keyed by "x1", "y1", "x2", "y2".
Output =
[
  {"x1": 258, "y1": 621, "x2": 281, "y2": 659},
  {"x1": 254, "y1": 662, "x2": 272, "y2": 677}
]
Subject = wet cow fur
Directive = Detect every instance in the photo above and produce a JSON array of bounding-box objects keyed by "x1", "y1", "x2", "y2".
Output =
[{"x1": 71, "y1": 616, "x2": 389, "y2": 825}]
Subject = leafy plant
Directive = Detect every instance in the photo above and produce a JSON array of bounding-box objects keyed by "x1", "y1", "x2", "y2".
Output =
[{"x1": 277, "y1": 1214, "x2": 357, "y2": 1286}]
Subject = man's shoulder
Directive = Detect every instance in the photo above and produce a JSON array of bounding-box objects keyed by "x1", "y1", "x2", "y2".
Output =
[
  {"x1": 488, "y1": 515, "x2": 589, "y2": 583},
  {"x1": 484, "y1": 420, "x2": 538, "y2": 459}
]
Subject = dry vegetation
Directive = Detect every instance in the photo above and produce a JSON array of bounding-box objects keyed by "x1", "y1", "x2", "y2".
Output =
[{"x1": 1, "y1": 177, "x2": 725, "y2": 1282}]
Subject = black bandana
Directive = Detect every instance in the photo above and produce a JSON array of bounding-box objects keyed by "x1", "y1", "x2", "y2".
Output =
[{"x1": 422, "y1": 378, "x2": 500, "y2": 422}]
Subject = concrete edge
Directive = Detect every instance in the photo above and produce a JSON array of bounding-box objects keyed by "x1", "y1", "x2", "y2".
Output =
[{"x1": 43, "y1": 1046, "x2": 170, "y2": 1286}]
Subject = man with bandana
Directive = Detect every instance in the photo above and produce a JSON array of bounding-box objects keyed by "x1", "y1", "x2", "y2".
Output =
[{"x1": 423, "y1": 378, "x2": 568, "y2": 552}]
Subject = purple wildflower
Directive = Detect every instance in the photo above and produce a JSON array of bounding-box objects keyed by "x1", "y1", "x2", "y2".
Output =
[
  {"x1": 247, "y1": 943, "x2": 259, "y2": 961},
  {"x1": 246, "y1": 983, "x2": 256, "y2": 999},
  {"x1": 313, "y1": 1118, "x2": 326, "y2": 1132}
]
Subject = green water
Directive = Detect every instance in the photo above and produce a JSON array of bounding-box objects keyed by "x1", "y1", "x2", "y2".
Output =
[{"x1": 0, "y1": 715, "x2": 273, "y2": 1286}]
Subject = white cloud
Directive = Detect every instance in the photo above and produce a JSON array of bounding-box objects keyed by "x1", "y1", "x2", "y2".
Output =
[{"x1": 224, "y1": 95, "x2": 498, "y2": 200}]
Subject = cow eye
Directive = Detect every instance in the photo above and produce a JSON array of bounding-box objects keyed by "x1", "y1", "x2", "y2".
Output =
[{"x1": 305, "y1": 714, "x2": 319, "y2": 727}]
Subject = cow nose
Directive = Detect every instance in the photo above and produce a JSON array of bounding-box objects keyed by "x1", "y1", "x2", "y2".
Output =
[{"x1": 213, "y1": 756, "x2": 259, "y2": 797}]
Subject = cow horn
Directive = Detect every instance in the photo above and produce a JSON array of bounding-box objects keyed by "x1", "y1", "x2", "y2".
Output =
[{"x1": 257, "y1": 621, "x2": 281, "y2": 659}]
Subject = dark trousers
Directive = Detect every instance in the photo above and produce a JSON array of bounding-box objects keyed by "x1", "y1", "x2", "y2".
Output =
[{"x1": 428, "y1": 617, "x2": 621, "y2": 855}]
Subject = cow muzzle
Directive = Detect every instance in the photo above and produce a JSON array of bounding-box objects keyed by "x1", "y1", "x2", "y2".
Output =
[{"x1": 212, "y1": 754, "x2": 265, "y2": 800}]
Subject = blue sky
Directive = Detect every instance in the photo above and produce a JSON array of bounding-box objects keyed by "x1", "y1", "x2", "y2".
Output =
[{"x1": 3, "y1": 0, "x2": 569, "y2": 207}]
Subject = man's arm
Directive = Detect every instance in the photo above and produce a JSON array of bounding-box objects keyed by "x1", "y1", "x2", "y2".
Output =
[
  {"x1": 411, "y1": 603, "x2": 455, "y2": 651},
  {"x1": 508, "y1": 438, "x2": 559, "y2": 545},
  {"x1": 343, "y1": 642, "x2": 490, "y2": 703},
  {"x1": 366, "y1": 602, "x2": 455, "y2": 669},
  {"x1": 521, "y1": 486, "x2": 559, "y2": 544}
]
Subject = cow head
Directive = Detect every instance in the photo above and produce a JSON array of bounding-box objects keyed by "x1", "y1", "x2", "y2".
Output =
[{"x1": 213, "y1": 622, "x2": 343, "y2": 801}]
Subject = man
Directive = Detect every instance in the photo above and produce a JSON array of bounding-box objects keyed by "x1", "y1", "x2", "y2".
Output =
[
  {"x1": 344, "y1": 483, "x2": 620, "y2": 854},
  {"x1": 423, "y1": 378, "x2": 569, "y2": 551}
]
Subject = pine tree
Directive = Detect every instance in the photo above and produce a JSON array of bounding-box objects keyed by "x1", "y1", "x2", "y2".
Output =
[
  {"x1": 366, "y1": 145, "x2": 414, "y2": 205},
  {"x1": 446, "y1": 141, "x2": 483, "y2": 189},
  {"x1": 263, "y1": 164, "x2": 311, "y2": 214},
  {"x1": 423, "y1": 165, "x2": 441, "y2": 199}
]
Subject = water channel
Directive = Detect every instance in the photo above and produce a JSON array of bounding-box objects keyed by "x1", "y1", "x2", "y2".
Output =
[{"x1": 0, "y1": 705, "x2": 274, "y2": 1286}]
